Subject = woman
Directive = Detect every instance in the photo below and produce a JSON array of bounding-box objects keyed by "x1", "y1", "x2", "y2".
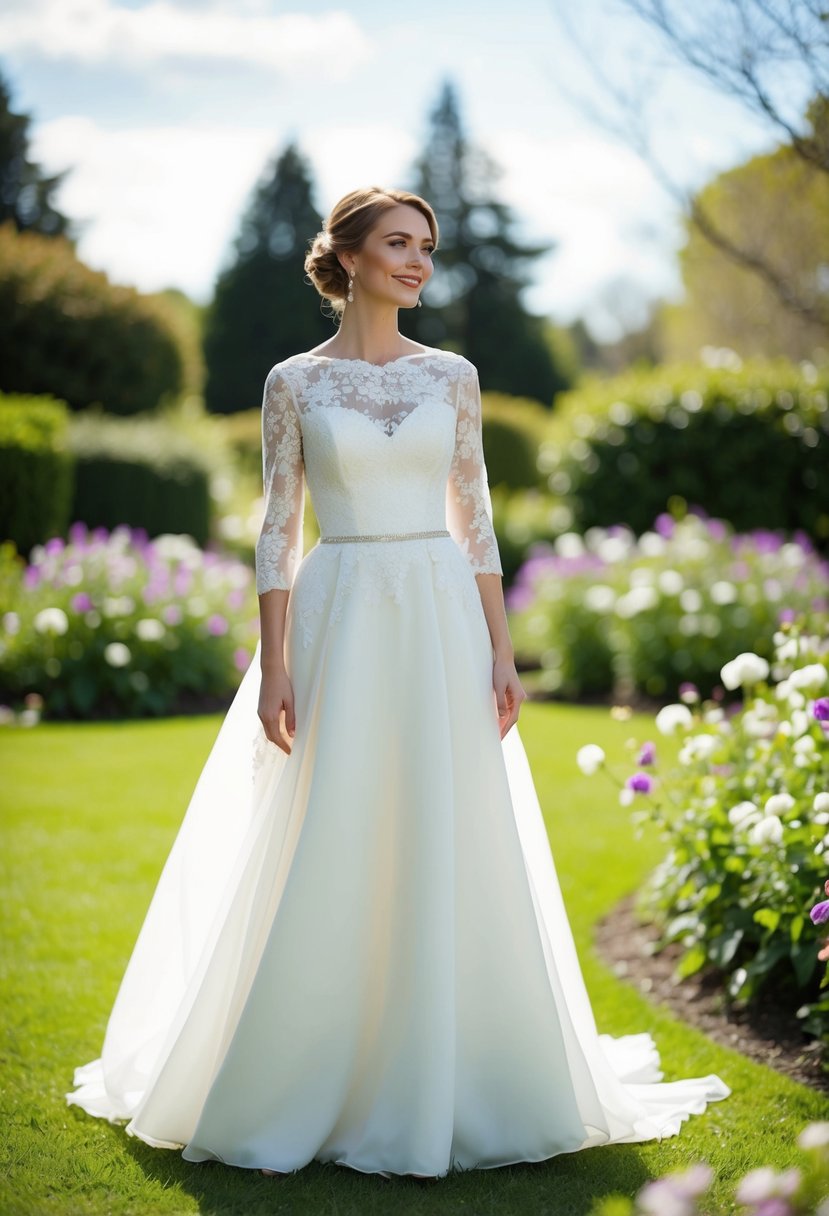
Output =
[{"x1": 67, "y1": 186, "x2": 729, "y2": 1182}]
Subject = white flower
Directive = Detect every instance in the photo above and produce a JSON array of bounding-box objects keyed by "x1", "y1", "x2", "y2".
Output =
[
  {"x1": 619, "y1": 787, "x2": 634, "y2": 807},
  {"x1": 789, "y1": 663, "x2": 828, "y2": 691},
  {"x1": 703, "y1": 707, "x2": 724, "y2": 724},
  {"x1": 554, "y1": 531, "x2": 585, "y2": 559},
  {"x1": 798, "y1": 1121, "x2": 829, "y2": 1150},
  {"x1": 721, "y1": 652, "x2": 770, "y2": 689},
  {"x1": 104, "y1": 642, "x2": 131, "y2": 667},
  {"x1": 736, "y1": 1166, "x2": 801, "y2": 1204},
  {"x1": 2, "y1": 612, "x2": 20, "y2": 635},
  {"x1": 679, "y1": 588, "x2": 703, "y2": 613},
  {"x1": 728, "y1": 801, "x2": 761, "y2": 829},
  {"x1": 33, "y1": 607, "x2": 69, "y2": 636},
  {"x1": 764, "y1": 793, "x2": 795, "y2": 817},
  {"x1": 749, "y1": 815, "x2": 784, "y2": 846},
  {"x1": 102, "y1": 595, "x2": 135, "y2": 618},
  {"x1": 655, "y1": 703, "x2": 693, "y2": 736},
  {"x1": 584, "y1": 584, "x2": 616, "y2": 614},
  {"x1": 790, "y1": 708, "x2": 810, "y2": 737},
  {"x1": 815, "y1": 812, "x2": 829, "y2": 827},
  {"x1": 136, "y1": 618, "x2": 165, "y2": 642},
  {"x1": 657, "y1": 569, "x2": 684, "y2": 595},
  {"x1": 710, "y1": 580, "x2": 737, "y2": 605},
  {"x1": 814, "y1": 793, "x2": 829, "y2": 814},
  {"x1": 576, "y1": 743, "x2": 606, "y2": 775},
  {"x1": 614, "y1": 586, "x2": 659, "y2": 618},
  {"x1": 794, "y1": 735, "x2": 817, "y2": 755}
]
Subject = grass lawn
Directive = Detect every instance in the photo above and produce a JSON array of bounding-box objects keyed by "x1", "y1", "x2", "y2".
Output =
[{"x1": 1, "y1": 701, "x2": 827, "y2": 1216}]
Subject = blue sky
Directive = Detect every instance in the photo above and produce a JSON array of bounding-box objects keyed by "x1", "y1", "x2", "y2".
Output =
[{"x1": 1, "y1": 0, "x2": 780, "y2": 338}]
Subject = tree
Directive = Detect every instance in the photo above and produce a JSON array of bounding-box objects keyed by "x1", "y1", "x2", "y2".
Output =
[
  {"x1": 0, "y1": 67, "x2": 73, "y2": 238},
  {"x1": 550, "y1": 0, "x2": 829, "y2": 336},
  {"x1": 405, "y1": 80, "x2": 570, "y2": 405},
  {"x1": 203, "y1": 142, "x2": 330, "y2": 414},
  {"x1": 664, "y1": 136, "x2": 829, "y2": 361}
]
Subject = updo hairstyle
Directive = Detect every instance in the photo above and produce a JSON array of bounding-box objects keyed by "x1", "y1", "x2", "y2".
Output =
[{"x1": 304, "y1": 187, "x2": 439, "y2": 320}]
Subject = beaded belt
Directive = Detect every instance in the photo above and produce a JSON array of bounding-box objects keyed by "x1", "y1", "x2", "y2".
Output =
[{"x1": 319, "y1": 529, "x2": 450, "y2": 544}]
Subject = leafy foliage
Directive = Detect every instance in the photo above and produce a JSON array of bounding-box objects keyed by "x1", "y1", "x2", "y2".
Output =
[
  {"x1": 0, "y1": 392, "x2": 74, "y2": 553},
  {"x1": 0, "y1": 221, "x2": 185, "y2": 414},
  {"x1": 0, "y1": 525, "x2": 258, "y2": 718},
  {"x1": 506, "y1": 511, "x2": 828, "y2": 699},
  {"x1": 548, "y1": 359, "x2": 829, "y2": 546}
]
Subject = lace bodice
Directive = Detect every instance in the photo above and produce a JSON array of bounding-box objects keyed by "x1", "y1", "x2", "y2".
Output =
[{"x1": 254, "y1": 348, "x2": 503, "y2": 595}]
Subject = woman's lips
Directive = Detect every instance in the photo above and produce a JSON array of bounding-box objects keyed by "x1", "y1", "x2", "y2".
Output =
[{"x1": 393, "y1": 276, "x2": 420, "y2": 288}]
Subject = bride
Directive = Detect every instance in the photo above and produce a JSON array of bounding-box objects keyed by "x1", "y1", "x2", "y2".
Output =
[{"x1": 66, "y1": 185, "x2": 729, "y2": 1182}]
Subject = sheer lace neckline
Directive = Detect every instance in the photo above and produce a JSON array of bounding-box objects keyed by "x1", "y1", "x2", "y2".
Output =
[{"x1": 298, "y1": 347, "x2": 442, "y2": 370}]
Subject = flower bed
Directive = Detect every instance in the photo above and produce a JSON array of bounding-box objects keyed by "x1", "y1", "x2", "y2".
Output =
[
  {"x1": 507, "y1": 511, "x2": 828, "y2": 700},
  {"x1": 0, "y1": 523, "x2": 259, "y2": 718},
  {"x1": 576, "y1": 614, "x2": 829, "y2": 1051}
]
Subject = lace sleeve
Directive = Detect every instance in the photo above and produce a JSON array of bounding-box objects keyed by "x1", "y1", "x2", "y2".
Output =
[
  {"x1": 445, "y1": 359, "x2": 503, "y2": 577},
  {"x1": 255, "y1": 366, "x2": 305, "y2": 594}
]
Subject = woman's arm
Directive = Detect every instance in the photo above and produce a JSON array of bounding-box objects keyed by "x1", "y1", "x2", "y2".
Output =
[{"x1": 476, "y1": 572, "x2": 526, "y2": 739}]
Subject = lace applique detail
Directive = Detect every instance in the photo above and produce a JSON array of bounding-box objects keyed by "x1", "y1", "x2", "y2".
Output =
[
  {"x1": 446, "y1": 361, "x2": 503, "y2": 576},
  {"x1": 255, "y1": 368, "x2": 305, "y2": 594}
]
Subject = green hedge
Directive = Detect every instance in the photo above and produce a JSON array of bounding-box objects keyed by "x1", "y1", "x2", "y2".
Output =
[
  {"x1": 0, "y1": 220, "x2": 184, "y2": 415},
  {"x1": 0, "y1": 394, "x2": 74, "y2": 553},
  {"x1": 481, "y1": 392, "x2": 547, "y2": 491},
  {"x1": 551, "y1": 360, "x2": 829, "y2": 545},
  {"x1": 69, "y1": 414, "x2": 213, "y2": 547}
]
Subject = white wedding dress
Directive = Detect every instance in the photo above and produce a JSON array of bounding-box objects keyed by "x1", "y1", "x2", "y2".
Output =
[{"x1": 67, "y1": 347, "x2": 729, "y2": 1178}]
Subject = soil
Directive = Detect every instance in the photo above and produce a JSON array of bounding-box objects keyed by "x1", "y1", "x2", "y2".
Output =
[{"x1": 594, "y1": 894, "x2": 828, "y2": 1095}]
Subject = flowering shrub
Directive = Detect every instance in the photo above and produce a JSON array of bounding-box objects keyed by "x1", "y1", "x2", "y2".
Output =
[
  {"x1": 507, "y1": 511, "x2": 828, "y2": 699},
  {"x1": 590, "y1": 1121, "x2": 829, "y2": 1215},
  {"x1": 576, "y1": 614, "x2": 829, "y2": 1042},
  {"x1": 0, "y1": 524, "x2": 259, "y2": 718}
]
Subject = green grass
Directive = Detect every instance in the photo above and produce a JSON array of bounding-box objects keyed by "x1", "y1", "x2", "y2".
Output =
[{"x1": 1, "y1": 703, "x2": 827, "y2": 1216}]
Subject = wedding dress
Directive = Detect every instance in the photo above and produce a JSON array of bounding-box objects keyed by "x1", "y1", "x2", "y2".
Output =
[{"x1": 66, "y1": 347, "x2": 729, "y2": 1178}]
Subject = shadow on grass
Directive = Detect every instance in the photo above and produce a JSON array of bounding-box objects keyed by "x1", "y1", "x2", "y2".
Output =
[{"x1": 124, "y1": 1130, "x2": 653, "y2": 1216}]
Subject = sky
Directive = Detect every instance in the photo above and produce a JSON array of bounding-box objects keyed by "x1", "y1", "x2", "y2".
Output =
[{"x1": 0, "y1": 0, "x2": 782, "y2": 339}]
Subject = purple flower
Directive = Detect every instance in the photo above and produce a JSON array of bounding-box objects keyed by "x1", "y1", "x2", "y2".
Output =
[
  {"x1": 638, "y1": 741, "x2": 656, "y2": 766},
  {"x1": 24, "y1": 565, "x2": 41, "y2": 589},
  {"x1": 654, "y1": 512, "x2": 675, "y2": 538},
  {"x1": 233, "y1": 647, "x2": 250, "y2": 673},
  {"x1": 70, "y1": 592, "x2": 93, "y2": 613},
  {"x1": 810, "y1": 899, "x2": 829, "y2": 926},
  {"x1": 626, "y1": 771, "x2": 653, "y2": 794},
  {"x1": 814, "y1": 698, "x2": 829, "y2": 722},
  {"x1": 44, "y1": 536, "x2": 65, "y2": 555},
  {"x1": 505, "y1": 586, "x2": 535, "y2": 612},
  {"x1": 778, "y1": 607, "x2": 796, "y2": 624},
  {"x1": 207, "y1": 613, "x2": 228, "y2": 636}
]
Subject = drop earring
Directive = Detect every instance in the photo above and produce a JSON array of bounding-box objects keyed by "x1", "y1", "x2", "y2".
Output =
[
  {"x1": 416, "y1": 296, "x2": 422, "y2": 308},
  {"x1": 347, "y1": 269, "x2": 355, "y2": 304}
]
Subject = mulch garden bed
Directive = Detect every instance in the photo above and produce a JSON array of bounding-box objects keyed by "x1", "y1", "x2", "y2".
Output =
[{"x1": 594, "y1": 894, "x2": 828, "y2": 1095}]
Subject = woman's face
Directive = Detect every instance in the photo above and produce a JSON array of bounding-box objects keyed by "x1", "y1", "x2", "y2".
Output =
[{"x1": 348, "y1": 204, "x2": 435, "y2": 308}]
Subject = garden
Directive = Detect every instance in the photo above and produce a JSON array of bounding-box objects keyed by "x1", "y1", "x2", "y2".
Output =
[{"x1": 3, "y1": 45, "x2": 829, "y2": 1212}]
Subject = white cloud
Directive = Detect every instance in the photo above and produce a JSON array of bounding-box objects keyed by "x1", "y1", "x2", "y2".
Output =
[
  {"x1": 33, "y1": 115, "x2": 279, "y2": 298},
  {"x1": 0, "y1": 0, "x2": 373, "y2": 77},
  {"x1": 487, "y1": 128, "x2": 683, "y2": 332}
]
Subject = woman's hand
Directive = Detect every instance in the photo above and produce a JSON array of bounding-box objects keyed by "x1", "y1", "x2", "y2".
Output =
[
  {"x1": 492, "y1": 655, "x2": 527, "y2": 739},
  {"x1": 258, "y1": 666, "x2": 296, "y2": 755}
]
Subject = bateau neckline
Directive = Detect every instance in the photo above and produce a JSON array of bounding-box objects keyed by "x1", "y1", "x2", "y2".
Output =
[{"x1": 298, "y1": 347, "x2": 442, "y2": 369}]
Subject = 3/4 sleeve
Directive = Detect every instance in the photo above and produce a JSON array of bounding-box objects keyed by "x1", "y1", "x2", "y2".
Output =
[
  {"x1": 254, "y1": 366, "x2": 305, "y2": 594},
  {"x1": 445, "y1": 359, "x2": 504, "y2": 577}
]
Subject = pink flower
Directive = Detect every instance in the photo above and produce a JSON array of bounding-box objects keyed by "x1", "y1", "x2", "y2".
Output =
[
  {"x1": 70, "y1": 592, "x2": 93, "y2": 613},
  {"x1": 638, "y1": 741, "x2": 656, "y2": 766},
  {"x1": 207, "y1": 613, "x2": 228, "y2": 636}
]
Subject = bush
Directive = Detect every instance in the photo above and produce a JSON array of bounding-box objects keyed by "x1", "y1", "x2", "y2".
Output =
[
  {"x1": 68, "y1": 413, "x2": 214, "y2": 547},
  {"x1": 0, "y1": 393, "x2": 74, "y2": 553},
  {"x1": 547, "y1": 359, "x2": 829, "y2": 547},
  {"x1": 506, "y1": 510, "x2": 829, "y2": 700},
  {"x1": 481, "y1": 392, "x2": 549, "y2": 491},
  {"x1": 0, "y1": 220, "x2": 184, "y2": 414},
  {"x1": 0, "y1": 524, "x2": 258, "y2": 718}
]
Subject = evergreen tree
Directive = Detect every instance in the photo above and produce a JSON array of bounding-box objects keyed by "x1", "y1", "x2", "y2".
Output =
[
  {"x1": 204, "y1": 142, "x2": 330, "y2": 414},
  {"x1": 0, "y1": 67, "x2": 73, "y2": 237},
  {"x1": 406, "y1": 80, "x2": 568, "y2": 405}
]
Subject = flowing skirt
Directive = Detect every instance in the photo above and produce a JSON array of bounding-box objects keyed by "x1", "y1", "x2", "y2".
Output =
[{"x1": 67, "y1": 537, "x2": 729, "y2": 1177}]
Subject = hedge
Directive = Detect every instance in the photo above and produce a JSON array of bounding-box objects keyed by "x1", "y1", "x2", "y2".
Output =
[
  {"x1": 548, "y1": 360, "x2": 829, "y2": 546},
  {"x1": 0, "y1": 220, "x2": 184, "y2": 415},
  {"x1": 0, "y1": 393, "x2": 74, "y2": 553}
]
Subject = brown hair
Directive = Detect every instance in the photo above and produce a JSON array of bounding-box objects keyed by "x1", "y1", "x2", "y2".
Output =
[{"x1": 304, "y1": 186, "x2": 439, "y2": 320}]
